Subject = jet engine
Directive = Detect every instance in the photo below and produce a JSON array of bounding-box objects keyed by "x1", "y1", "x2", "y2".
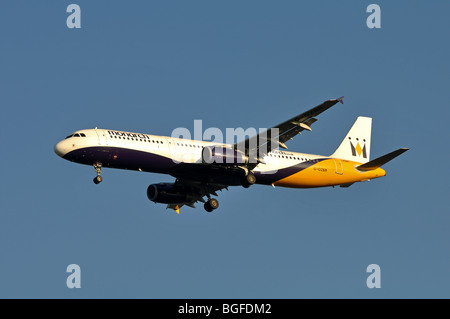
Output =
[
  {"x1": 202, "y1": 146, "x2": 248, "y2": 165},
  {"x1": 147, "y1": 183, "x2": 190, "y2": 204}
]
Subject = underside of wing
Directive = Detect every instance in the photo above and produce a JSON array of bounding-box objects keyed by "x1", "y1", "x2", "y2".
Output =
[{"x1": 166, "y1": 179, "x2": 228, "y2": 214}]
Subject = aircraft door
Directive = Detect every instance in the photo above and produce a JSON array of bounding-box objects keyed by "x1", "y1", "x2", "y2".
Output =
[
  {"x1": 164, "y1": 137, "x2": 177, "y2": 161},
  {"x1": 334, "y1": 159, "x2": 344, "y2": 175},
  {"x1": 95, "y1": 128, "x2": 108, "y2": 146}
]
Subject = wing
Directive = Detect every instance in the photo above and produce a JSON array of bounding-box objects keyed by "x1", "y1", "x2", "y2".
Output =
[
  {"x1": 235, "y1": 97, "x2": 344, "y2": 166},
  {"x1": 166, "y1": 179, "x2": 228, "y2": 214},
  {"x1": 166, "y1": 97, "x2": 343, "y2": 213}
]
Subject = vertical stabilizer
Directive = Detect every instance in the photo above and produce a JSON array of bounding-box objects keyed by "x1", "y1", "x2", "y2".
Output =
[{"x1": 331, "y1": 117, "x2": 372, "y2": 164}]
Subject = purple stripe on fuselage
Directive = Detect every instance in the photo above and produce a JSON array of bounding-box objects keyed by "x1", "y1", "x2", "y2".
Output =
[
  {"x1": 254, "y1": 158, "x2": 327, "y2": 185},
  {"x1": 63, "y1": 146, "x2": 175, "y2": 174}
]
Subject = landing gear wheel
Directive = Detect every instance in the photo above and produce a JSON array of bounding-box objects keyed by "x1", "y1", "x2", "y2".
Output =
[
  {"x1": 242, "y1": 172, "x2": 256, "y2": 188},
  {"x1": 93, "y1": 176, "x2": 103, "y2": 184},
  {"x1": 204, "y1": 198, "x2": 219, "y2": 212},
  {"x1": 208, "y1": 198, "x2": 219, "y2": 210},
  {"x1": 93, "y1": 162, "x2": 103, "y2": 185},
  {"x1": 204, "y1": 203, "x2": 213, "y2": 213}
]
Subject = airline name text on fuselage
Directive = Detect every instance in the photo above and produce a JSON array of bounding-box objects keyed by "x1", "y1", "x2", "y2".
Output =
[{"x1": 108, "y1": 130, "x2": 152, "y2": 140}]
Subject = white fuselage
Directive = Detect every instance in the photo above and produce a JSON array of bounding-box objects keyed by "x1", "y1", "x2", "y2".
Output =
[{"x1": 55, "y1": 128, "x2": 326, "y2": 175}]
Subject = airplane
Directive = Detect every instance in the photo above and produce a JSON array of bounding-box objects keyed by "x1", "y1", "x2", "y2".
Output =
[{"x1": 54, "y1": 97, "x2": 408, "y2": 213}]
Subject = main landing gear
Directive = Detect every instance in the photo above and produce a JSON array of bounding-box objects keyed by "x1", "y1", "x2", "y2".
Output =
[
  {"x1": 204, "y1": 198, "x2": 219, "y2": 213},
  {"x1": 242, "y1": 172, "x2": 256, "y2": 188},
  {"x1": 93, "y1": 162, "x2": 103, "y2": 184}
]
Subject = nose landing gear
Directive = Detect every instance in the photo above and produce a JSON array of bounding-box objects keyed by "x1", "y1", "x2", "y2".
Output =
[{"x1": 93, "y1": 162, "x2": 103, "y2": 184}]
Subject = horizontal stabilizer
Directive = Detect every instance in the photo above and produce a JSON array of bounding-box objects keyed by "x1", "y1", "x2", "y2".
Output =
[{"x1": 356, "y1": 148, "x2": 409, "y2": 171}]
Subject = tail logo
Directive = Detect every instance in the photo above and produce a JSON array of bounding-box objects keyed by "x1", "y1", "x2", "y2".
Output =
[{"x1": 349, "y1": 137, "x2": 367, "y2": 158}]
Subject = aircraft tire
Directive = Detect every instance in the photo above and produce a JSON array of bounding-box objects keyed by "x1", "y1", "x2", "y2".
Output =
[
  {"x1": 204, "y1": 198, "x2": 219, "y2": 212},
  {"x1": 208, "y1": 198, "x2": 219, "y2": 210},
  {"x1": 242, "y1": 172, "x2": 256, "y2": 188},
  {"x1": 204, "y1": 202, "x2": 213, "y2": 212}
]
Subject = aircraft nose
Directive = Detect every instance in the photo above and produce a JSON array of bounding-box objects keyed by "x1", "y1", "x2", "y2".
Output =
[{"x1": 54, "y1": 140, "x2": 66, "y2": 157}]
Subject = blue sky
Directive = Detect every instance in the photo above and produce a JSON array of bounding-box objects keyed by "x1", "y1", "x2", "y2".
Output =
[{"x1": 1, "y1": 1, "x2": 449, "y2": 298}]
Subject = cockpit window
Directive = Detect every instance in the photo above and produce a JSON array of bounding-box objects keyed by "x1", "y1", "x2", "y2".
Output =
[{"x1": 65, "y1": 132, "x2": 86, "y2": 139}]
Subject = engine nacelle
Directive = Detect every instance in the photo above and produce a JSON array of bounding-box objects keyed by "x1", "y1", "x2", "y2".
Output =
[
  {"x1": 202, "y1": 146, "x2": 248, "y2": 165},
  {"x1": 147, "y1": 183, "x2": 189, "y2": 204}
]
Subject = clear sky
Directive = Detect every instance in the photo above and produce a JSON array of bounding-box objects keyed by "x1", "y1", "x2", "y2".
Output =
[{"x1": 1, "y1": 1, "x2": 449, "y2": 298}]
